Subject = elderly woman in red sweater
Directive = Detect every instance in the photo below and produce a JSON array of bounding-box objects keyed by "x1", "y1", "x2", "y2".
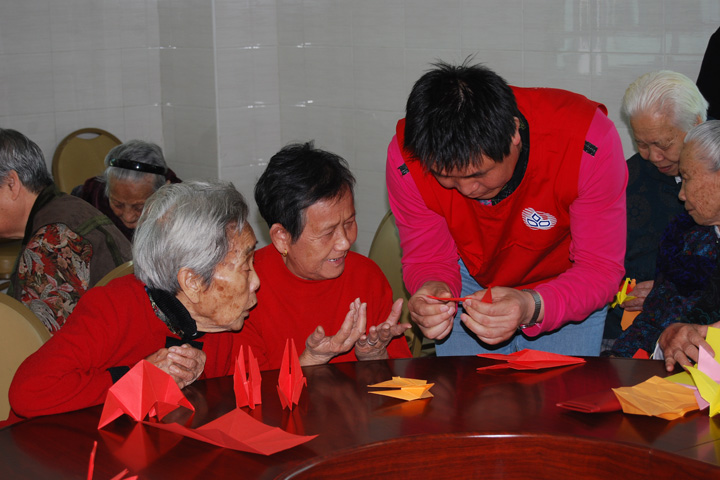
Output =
[
  {"x1": 237, "y1": 141, "x2": 412, "y2": 370},
  {"x1": 10, "y1": 181, "x2": 260, "y2": 418}
]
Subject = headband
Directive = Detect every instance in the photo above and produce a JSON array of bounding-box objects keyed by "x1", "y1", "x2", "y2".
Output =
[{"x1": 108, "y1": 157, "x2": 167, "y2": 176}]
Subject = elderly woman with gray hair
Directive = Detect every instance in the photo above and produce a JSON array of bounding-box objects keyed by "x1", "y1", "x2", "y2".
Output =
[
  {"x1": 74, "y1": 140, "x2": 181, "y2": 241},
  {"x1": 611, "y1": 121, "x2": 720, "y2": 368},
  {"x1": 10, "y1": 181, "x2": 260, "y2": 418}
]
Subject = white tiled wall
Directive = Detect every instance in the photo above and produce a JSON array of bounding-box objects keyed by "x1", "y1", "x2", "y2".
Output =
[{"x1": 1, "y1": 0, "x2": 719, "y2": 254}]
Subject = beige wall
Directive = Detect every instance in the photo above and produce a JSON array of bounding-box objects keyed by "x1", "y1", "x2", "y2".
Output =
[{"x1": 1, "y1": 0, "x2": 718, "y2": 252}]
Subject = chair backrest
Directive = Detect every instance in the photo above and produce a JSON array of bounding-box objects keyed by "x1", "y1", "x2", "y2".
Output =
[
  {"x1": 0, "y1": 293, "x2": 51, "y2": 419},
  {"x1": 95, "y1": 260, "x2": 134, "y2": 287},
  {"x1": 52, "y1": 128, "x2": 122, "y2": 194},
  {"x1": 368, "y1": 211, "x2": 425, "y2": 357},
  {"x1": 0, "y1": 239, "x2": 22, "y2": 291}
]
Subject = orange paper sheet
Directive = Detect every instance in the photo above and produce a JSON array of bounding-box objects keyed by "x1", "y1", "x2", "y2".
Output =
[
  {"x1": 612, "y1": 376, "x2": 698, "y2": 420},
  {"x1": 477, "y1": 349, "x2": 585, "y2": 371},
  {"x1": 368, "y1": 377, "x2": 434, "y2": 401}
]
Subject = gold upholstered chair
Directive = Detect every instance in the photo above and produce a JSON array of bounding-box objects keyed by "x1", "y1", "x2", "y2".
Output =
[
  {"x1": 0, "y1": 293, "x2": 51, "y2": 419},
  {"x1": 368, "y1": 210, "x2": 430, "y2": 357},
  {"x1": 52, "y1": 128, "x2": 121, "y2": 194}
]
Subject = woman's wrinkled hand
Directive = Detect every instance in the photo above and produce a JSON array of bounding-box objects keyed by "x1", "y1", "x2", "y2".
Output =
[
  {"x1": 355, "y1": 298, "x2": 410, "y2": 361},
  {"x1": 145, "y1": 344, "x2": 206, "y2": 389},
  {"x1": 300, "y1": 298, "x2": 367, "y2": 366},
  {"x1": 620, "y1": 280, "x2": 653, "y2": 312},
  {"x1": 658, "y1": 321, "x2": 718, "y2": 371}
]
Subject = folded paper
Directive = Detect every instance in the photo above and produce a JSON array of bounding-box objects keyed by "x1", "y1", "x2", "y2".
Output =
[
  {"x1": 277, "y1": 339, "x2": 306, "y2": 410},
  {"x1": 556, "y1": 389, "x2": 622, "y2": 413},
  {"x1": 428, "y1": 288, "x2": 492, "y2": 304},
  {"x1": 99, "y1": 360, "x2": 195, "y2": 429},
  {"x1": 611, "y1": 277, "x2": 636, "y2": 309},
  {"x1": 87, "y1": 441, "x2": 138, "y2": 480},
  {"x1": 666, "y1": 327, "x2": 720, "y2": 416},
  {"x1": 368, "y1": 376, "x2": 434, "y2": 401},
  {"x1": 612, "y1": 376, "x2": 699, "y2": 420},
  {"x1": 234, "y1": 345, "x2": 262, "y2": 409},
  {"x1": 99, "y1": 360, "x2": 315, "y2": 455},
  {"x1": 477, "y1": 349, "x2": 585, "y2": 371},
  {"x1": 144, "y1": 408, "x2": 316, "y2": 456}
]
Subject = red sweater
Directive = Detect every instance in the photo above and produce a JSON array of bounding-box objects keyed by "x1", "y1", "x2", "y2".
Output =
[
  {"x1": 237, "y1": 246, "x2": 412, "y2": 370},
  {"x1": 9, "y1": 275, "x2": 240, "y2": 418}
]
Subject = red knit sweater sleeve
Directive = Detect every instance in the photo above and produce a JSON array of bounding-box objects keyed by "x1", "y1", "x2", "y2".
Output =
[{"x1": 9, "y1": 277, "x2": 165, "y2": 418}]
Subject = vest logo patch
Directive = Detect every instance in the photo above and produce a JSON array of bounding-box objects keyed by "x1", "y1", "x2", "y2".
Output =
[{"x1": 522, "y1": 208, "x2": 557, "y2": 231}]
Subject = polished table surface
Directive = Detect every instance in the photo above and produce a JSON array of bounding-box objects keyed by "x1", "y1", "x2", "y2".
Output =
[{"x1": 1, "y1": 355, "x2": 720, "y2": 479}]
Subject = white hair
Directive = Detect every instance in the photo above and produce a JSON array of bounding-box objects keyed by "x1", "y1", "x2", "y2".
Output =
[
  {"x1": 684, "y1": 120, "x2": 720, "y2": 172},
  {"x1": 622, "y1": 70, "x2": 709, "y2": 132},
  {"x1": 133, "y1": 181, "x2": 249, "y2": 293}
]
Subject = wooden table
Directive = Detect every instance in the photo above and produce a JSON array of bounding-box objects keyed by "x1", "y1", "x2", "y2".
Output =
[{"x1": 1, "y1": 356, "x2": 719, "y2": 479}]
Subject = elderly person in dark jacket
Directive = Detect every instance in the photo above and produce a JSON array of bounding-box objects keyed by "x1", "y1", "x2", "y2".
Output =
[
  {"x1": 611, "y1": 121, "x2": 720, "y2": 369},
  {"x1": 73, "y1": 140, "x2": 181, "y2": 241}
]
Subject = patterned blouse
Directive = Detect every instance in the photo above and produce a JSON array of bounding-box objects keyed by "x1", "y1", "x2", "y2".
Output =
[
  {"x1": 611, "y1": 212, "x2": 720, "y2": 356},
  {"x1": 15, "y1": 223, "x2": 93, "y2": 333}
]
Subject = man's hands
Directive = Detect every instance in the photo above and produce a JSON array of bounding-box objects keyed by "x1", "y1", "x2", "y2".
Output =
[
  {"x1": 408, "y1": 281, "x2": 456, "y2": 339},
  {"x1": 409, "y1": 282, "x2": 543, "y2": 345},
  {"x1": 145, "y1": 344, "x2": 206, "y2": 389},
  {"x1": 658, "y1": 321, "x2": 718, "y2": 371},
  {"x1": 460, "y1": 287, "x2": 541, "y2": 345}
]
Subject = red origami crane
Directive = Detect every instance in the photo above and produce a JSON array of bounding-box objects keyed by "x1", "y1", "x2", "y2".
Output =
[
  {"x1": 428, "y1": 287, "x2": 493, "y2": 303},
  {"x1": 277, "y1": 339, "x2": 306, "y2": 410},
  {"x1": 234, "y1": 345, "x2": 262, "y2": 409},
  {"x1": 98, "y1": 359, "x2": 315, "y2": 455},
  {"x1": 477, "y1": 349, "x2": 585, "y2": 371},
  {"x1": 99, "y1": 360, "x2": 195, "y2": 429}
]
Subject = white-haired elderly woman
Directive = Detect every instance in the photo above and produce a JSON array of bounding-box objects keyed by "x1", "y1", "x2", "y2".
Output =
[
  {"x1": 654, "y1": 120, "x2": 720, "y2": 371},
  {"x1": 603, "y1": 71, "x2": 709, "y2": 351},
  {"x1": 10, "y1": 181, "x2": 260, "y2": 419},
  {"x1": 610, "y1": 121, "x2": 720, "y2": 366},
  {"x1": 74, "y1": 140, "x2": 181, "y2": 241}
]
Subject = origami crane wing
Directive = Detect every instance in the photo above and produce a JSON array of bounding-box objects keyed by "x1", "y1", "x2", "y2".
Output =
[
  {"x1": 368, "y1": 376, "x2": 428, "y2": 388},
  {"x1": 477, "y1": 349, "x2": 585, "y2": 371},
  {"x1": 99, "y1": 360, "x2": 195, "y2": 429},
  {"x1": 234, "y1": 345, "x2": 262, "y2": 409},
  {"x1": 427, "y1": 289, "x2": 492, "y2": 304},
  {"x1": 368, "y1": 377, "x2": 434, "y2": 402},
  {"x1": 277, "y1": 339, "x2": 306, "y2": 410},
  {"x1": 144, "y1": 408, "x2": 316, "y2": 456}
]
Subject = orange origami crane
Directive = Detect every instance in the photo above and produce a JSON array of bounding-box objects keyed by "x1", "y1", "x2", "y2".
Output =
[
  {"x1": 428, "y1": 288, "x2": 493, "y2": 304},
  {"x1": 612, "y1": 376, "x2": 699, "y2": 420},
  {"x1": 98, "y1": 360, "x2": 315, "y2": 455},
  {"x1": 477, "y1": 349, "x2": 586, "y2": 371},
  {"x1": 234, "y1": 345, "x2": 262, "y2": 409},
  {"x1": 368, "y1": 376, "x2": 434, "y2": 401},
  {"x1": 277, "y1": 339, "x2": 306, "y2": 410}
]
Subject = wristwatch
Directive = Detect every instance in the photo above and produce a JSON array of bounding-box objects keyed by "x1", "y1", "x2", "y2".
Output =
[{"x1": 518, "y1": 289, "x2": 542, "y2": 329}]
